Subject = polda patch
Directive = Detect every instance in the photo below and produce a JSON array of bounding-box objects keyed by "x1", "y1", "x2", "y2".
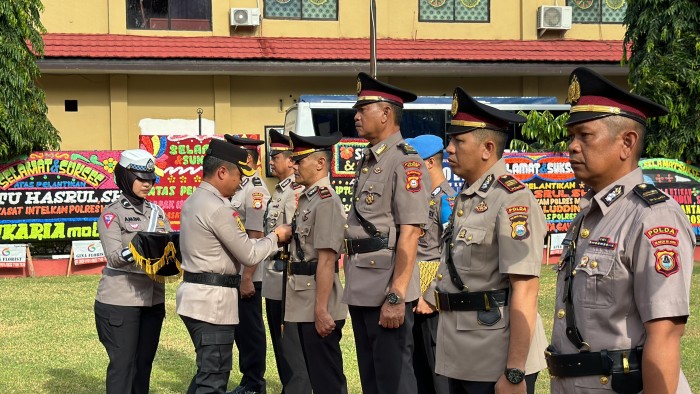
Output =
[
  {"x1": 506, "y1": 206, "x2": 528, "y2": 215},
  {"x1": 403, "y1": 160, "x2": 422, "y2": 170},
  {"x1": 645, "y1": 226, "x2": 678, "y2": 239},
  {"x1": 654, "y1": 249, "x2": 679, "y2": 277}
]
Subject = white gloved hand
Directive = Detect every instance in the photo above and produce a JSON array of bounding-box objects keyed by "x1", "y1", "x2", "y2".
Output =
[{"x1": 121, "y1": 247, "x2": 135, "y2": 264}]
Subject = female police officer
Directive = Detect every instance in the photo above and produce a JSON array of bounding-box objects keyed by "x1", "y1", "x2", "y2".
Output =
[{"x1": 94, "y1": 149, "x2": 171, "y2": 394}]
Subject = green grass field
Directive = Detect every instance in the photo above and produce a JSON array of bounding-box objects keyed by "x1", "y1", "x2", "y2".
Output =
[{"x1": 0, "y1": 266, "x2": 698, "y2": 393}]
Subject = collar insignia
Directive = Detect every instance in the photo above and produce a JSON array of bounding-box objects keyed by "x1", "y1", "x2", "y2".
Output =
[{"x1": 602, "y1": 185, "x2": 624, "y2": 207}]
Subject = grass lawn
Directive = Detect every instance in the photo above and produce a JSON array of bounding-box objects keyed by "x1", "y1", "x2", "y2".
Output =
[{"x1": 0, "y1": 266, "x2": 698, "y2": 393}]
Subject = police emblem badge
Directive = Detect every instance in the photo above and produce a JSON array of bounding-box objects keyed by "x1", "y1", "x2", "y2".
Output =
[{"x1": 509, "y1": 214, "x2": 530, "y2": 240}]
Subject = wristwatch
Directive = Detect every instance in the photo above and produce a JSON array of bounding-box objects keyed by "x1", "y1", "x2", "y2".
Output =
[
  {"x1": 385, "y1": 292, "x2": 403, "y2": 305},
  {"x1": 504, "y1": 368, "x2": 525, "y2": 384}
]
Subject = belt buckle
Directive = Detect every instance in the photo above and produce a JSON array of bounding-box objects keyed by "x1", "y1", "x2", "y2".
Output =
[
  {"x1": 434, "y1": 290, "x2": 441, "y2": 311},
  {"x1": 578, "y1": 342, "x2": 591, "y2": 353},
  {"x1": 344, "y1": 239, "x2": 350, "y2": 254},
  {"x1": 622, "y1": 352, "x2": 630, "y2": 374}
]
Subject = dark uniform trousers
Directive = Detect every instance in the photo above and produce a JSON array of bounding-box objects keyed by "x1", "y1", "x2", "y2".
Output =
[
  {"x1": 94, "y1": 300, "x2": 165, "y2": 394},
  {"x1": 181, "y1": 315, "x2": 237, "y2": 394},
  {"x1": 412, "y1": 311, "x2": 449, "y2": 394},
  {"x1": 235, "y1": 281, "x2": 266, "y2": 391},
  {"x1": 265, "y1": 299, "x2": 312, "y2": 394},
  {"x1": 297, "y1": 320, "x2": 348, "y2": 394},
  {"x1": 447, "y1": 373, "x2": 539, "y2": 394},
  {"x1": 349, "y1": 303, "x2": 417, "y2": 394}
]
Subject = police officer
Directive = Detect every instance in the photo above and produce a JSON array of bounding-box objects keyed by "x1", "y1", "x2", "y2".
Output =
[
  {"x1": 262, "y1": 129, "x2": 312, "y2": 394},
  {"x1": 284, "y1": 131, "x2": 348, "y2": 393},
  {"x1": 404, "y1": 135, "x2": 454, "y2": 394},
  {"x1": 224, "y1": 135, "x2": 271, "y2": 394},
  {"x1": 343, "y1": 72, "x2": 430, "y2": 394},
  {"x1": 547, "y1": 67, "x2": 694, "y2": 393},
  {"x1": 428, "y1": 87, "x2": 548, "y2": 394},
  {"x1": 176, "y1": 139, "x2": 292, "y2": 394},
  {"x1": 95, "y1": 149, "x2": 170, "y2": 394}
]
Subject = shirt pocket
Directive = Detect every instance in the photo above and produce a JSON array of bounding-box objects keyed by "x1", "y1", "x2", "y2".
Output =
[
  {"x1": 575, "y1": 250, "x2": 616, "y2": 309},
  {"x1": 353, "y1": 249, "x2": 393, "y2": 270},
  {"x1": 292, "y1": 274, "x2": 317, "y2": 291},
  {"x1": 453, "y1": 227, "x2": 487, "y2": 272},
  {"x1": 358, "y1": 180, "x2": 385, "y2": 213}
]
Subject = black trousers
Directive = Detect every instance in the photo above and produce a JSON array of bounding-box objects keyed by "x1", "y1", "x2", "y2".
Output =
[
  {"x1": 297, "y1": 320, "x2": 348, "y2": 394},
  {"x1": 234, "y1": 281, "x2": 266, "y2": 391},
  {"x1": 265, "y1": 298, "x2": 312, "y2": 394},
  {"x1": 349, "y1": 304, "x2": 418, "y2": 394},
  {"x1": 181, "y1": 315, "x2": 237, "y2": 394},
  {"x1": 94, "y1": 300, "x2": 165, "y2": 394},
  {"x1": 412, "y1": 311, "x2": 449, "y2": 394},
  {"x1": 447, "y1": 372, "x2": 539, "y2": 394}
]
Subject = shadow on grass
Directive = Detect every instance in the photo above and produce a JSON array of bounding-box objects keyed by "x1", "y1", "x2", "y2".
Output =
[
  {"x1": 45, "y1": 368, "x2": 103, "y2": 394},
  {"x1": 154, "y1": 346, "x2": 197, "y2": 392}
]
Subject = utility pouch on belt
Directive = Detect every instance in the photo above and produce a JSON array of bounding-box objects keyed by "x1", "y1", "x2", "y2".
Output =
[{"x1": 477, "y1": 292, "x2": 502, "y2": 326}]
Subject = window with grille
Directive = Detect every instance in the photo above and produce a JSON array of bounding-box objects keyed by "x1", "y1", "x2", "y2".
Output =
[
  {"x1": 419, "y1": 0, "x2": 490, "y2": 23},
  {"x1": 567, "y1": 0, "x2": 627, "y2": 24},
  {"x1": 126, "y1": 0, "x2": 212, "y2": 30},
  {"x1": 264, "y1": 0, "x2": 338, "y2": 20}
]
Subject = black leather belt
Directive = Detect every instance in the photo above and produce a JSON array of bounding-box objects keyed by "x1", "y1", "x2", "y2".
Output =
[
  {"x1": 545, "y1": 347, "x2": 643, "y2": 377},
  {"x1": 344, "y1": 236, "x2": 389, "y2": 254},
  {"x1": 288, "y1": 261, "x2": 339, "y2": 275},
  {"x1": 183, "y1": 271, "x2": 241, "y2": 288},
  {"x1": 434, "y1": 289, "x2": 509, "y2": 312}
]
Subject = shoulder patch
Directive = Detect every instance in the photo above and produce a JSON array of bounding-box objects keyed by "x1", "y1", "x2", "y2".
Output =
[
  {"x1": 318, "y1": 187, "x2": 333, "y2": 199},
  {"x1": 252, "y1": 177, "x2": 263, "y2": 186},
  {"x1": 102, "y1": 212, "x2": 116, "y2": 229},
  {"x1": 398, "y1": 142, "x2": 418, "y2": 155},
  {"x1": 252, "y1": 192, "x2": 264, "y2": 209},
  {"x1": 403, "y1": 160, "x2": 422, "y2": 170},
  {"x1": 292, "y1": 182, "x2": 303, "y2": 190},
  {"x1": 497, "y1": 175, "x2": 525, "y2": 193},
  {"x1": 633, "y1": 183, "x2": 669, "y2": 206}
]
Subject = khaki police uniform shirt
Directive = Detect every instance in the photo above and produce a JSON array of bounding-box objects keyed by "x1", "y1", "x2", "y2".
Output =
[
  {"x1": 231, "y1": 173, "x2": 271, "y2": 282},
  {"x1": 285, "y1": 177, "x2": 348, "y2": 323},
  {"x1": 417, "y1": 180, "x2": 456, "y2": 294},
  {"x1": 550, "y1": 168, "x2": 693, "y2": 393},
  {"x1": 96, "y1": 197, "x2": 170, "y2": 307},
  {"x1": 433, "y1": 159, "x2": 548, "y2": 382},
  {"x1": 343, "y1": 132, "x2": 430, "y2": 306},
  {"x1": 176, "y1": 181, "x2": 280, "y2": 325},
  {"x1": 262, "y1": 174, "x2": 304, "y2": 300}
]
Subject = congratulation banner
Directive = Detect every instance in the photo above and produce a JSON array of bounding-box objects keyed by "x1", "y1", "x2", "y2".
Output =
[
  {"x1": 72, "y1": 240, "x2": 107, "y2": 265},
  {"x1": 0, "y1": 244, "x2": 27, "y2": 268},
  {"x1": 140, "y1": 134, "x2": 259, "y2": 230},
  {"x1": 0, "y1": 152, "x2": 121, "y2": 242}
]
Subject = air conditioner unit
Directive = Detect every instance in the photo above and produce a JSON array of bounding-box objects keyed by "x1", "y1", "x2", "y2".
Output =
[
  {"x1": 537, "y1": 6, "x2": 572, "y2": 31},
  {"x1": 230, "y1": 8, "x2": 260, "y2": 27}
]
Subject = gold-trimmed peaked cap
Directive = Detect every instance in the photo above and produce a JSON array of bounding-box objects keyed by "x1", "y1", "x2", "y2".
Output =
[
  {"x1": 565, "y1": 67, "x2": 668, "y2": 126},
  {"x1": 268, "y1": 129, "x2": 292, "y2": 157},
  {"x1": 354, "y1": 72, "x2": 417, "y2": 108},
  {"x1": 447, "y1": 87, "x2": 526, "y2": 135},
  {"x1": 206, "y1": 138, "x2": 255, "y2": 177},
  {"x1": 289, "y1": 131, "x2": 342, "y2": 162}
]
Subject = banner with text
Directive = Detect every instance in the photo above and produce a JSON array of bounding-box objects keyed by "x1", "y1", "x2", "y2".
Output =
[
  {"x1": 140, "y1": 134, "x2": 259, "y2": 230},
  {"x1": 0, "y1": 244, "x2": 27, "y2": 268},
  {"x1": 72, "y1": 240, "x2": 107, "y2": 265},
  {"x1": 0, "y1": 152, "x2": 121, "y2": 242}
]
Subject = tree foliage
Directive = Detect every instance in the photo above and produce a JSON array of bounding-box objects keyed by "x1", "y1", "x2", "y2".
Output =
[
  {"x1": 623, "y1": 0, "x2": 700, "y2": 163},
  {"x1": 509, "y1": 110, "x2": 569, "y2": 152},
  {"x1": 0, "y1": 0, "x2": 60, "y2": 161}
]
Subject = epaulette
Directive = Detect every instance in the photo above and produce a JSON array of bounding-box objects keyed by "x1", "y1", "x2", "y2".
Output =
[
  {"x1": 497, "y1": 175, "x2": 526, "y2": 193},
  {"x1": 318, "y1": 187, "x2": 332, "y2": 199},
  {"x1": 292, "y1": 182, "x2": 303, "y2": 190},
  {"x1": 633, "y1": 183, "x2": 669, "y2": 206},
  {"x1": 398, "y1": 142, "x2": 418, "y2": 155},
  {"x1": 252, "y1": 177, "x2": 263, "y2": 186}
]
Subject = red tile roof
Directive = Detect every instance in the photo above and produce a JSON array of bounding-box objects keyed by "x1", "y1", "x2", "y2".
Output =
[{"x1": 41, "y1": 33, "x2": 625, "y2": 63}]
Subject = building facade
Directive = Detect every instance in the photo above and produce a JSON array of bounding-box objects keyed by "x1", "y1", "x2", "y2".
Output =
[{"x1": 39, "y1": 0, "x2": 629, "y2": 151}]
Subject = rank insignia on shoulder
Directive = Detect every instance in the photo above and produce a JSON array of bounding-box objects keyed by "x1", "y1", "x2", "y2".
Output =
[
  {"x1": 479, "y1": 174, "x2": 495, "y2": 192},
  {"x1": 633, "y1": 183, "x2": 669, "y2": 206},
  {"x1": 399, "y1": 143, "x2": 418, "y2": 155},
  {"x1": 602, "y1": 185, "x2": 624, "y2": 206},
  {"x1": 292, "y1": 182, "x2": 303, "y2": 190},
  {"x1": 319, "y1": 187, "x2": 332, "y2": 199},
  {"x1": 252, "y1": 177, "x2": 263, "y2": 186},
  {"x1": 497, "y1": 175, "x2": 524, "y2": 192}
]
